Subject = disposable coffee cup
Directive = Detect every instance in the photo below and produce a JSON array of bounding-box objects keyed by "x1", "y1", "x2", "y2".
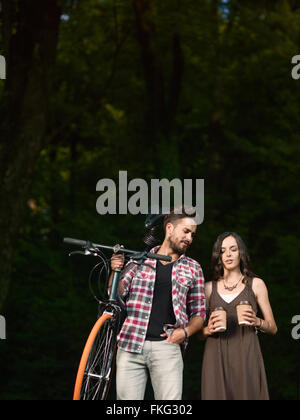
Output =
[
  {"x1": 212, "y1": 307, "x2": 227, "y2": 332},
  {"x1": 236, "y1": 301, "x2": 252, "y2": 325}
]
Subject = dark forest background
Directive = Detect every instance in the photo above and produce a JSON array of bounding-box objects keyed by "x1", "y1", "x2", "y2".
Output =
[{"x1": 0, "y1": 0, "x2": 299, "y2": 400}]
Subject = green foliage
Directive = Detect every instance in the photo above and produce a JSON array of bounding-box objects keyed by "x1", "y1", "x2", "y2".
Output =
[{"x1": 0, "y1": 0, "x2": 299, "y2": 400}]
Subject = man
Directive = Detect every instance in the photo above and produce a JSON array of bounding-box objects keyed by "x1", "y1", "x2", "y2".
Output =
[{"x1": 109, "y1": 206, "x2": 206, "y2": 400}]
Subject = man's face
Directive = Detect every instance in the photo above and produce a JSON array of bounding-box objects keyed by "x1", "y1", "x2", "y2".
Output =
[{"x1": 167, "y1": 217, "x2": 197, "y2": 255}]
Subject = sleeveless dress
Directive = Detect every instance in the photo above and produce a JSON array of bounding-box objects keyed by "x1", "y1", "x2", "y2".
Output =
[{"x1": 201, "y1": 278, "x2": 269, "y2": 400}]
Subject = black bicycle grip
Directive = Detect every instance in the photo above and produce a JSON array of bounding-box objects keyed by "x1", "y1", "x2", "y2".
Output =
[
  {"x1": 146, "y1": 252, "x2": 172, "y2": 262},
  {"x1": 63, "y1": 237, "x2": 87, "y2": 247}
]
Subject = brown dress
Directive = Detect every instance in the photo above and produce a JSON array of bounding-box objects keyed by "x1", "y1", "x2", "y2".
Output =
[{"x1": 201, "y1": 278, "x2": 269, "y2": 400}]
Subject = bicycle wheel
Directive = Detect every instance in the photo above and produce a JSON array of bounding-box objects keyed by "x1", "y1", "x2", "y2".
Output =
[{"x1": 73, "y1": 311, "x2": 119, "y2": 400}]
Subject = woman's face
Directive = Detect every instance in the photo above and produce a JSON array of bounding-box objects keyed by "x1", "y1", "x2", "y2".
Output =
[{"x1": 221, "y1": 236, "x2": 240, "y2": 271}]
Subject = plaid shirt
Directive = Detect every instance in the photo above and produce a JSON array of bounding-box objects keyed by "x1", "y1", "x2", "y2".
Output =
[{"x1": 117, "y1": 246, "x2": 206, "y2": 354}]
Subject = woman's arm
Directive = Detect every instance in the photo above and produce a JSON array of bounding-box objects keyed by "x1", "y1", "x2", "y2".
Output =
[
  {"x1": 198, "y1": 282, "x2": 215, "y2": 340},
  {"x1": 254, "y1": 277, "x2": 278, "y2": 334},
  {"x1": 244, "y1": 277, "x2": 278, "y2": 335}
]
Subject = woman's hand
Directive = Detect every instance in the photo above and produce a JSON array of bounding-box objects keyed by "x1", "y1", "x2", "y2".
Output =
[
  {"x1": 240, "y1": 308, "x2": 258, "y2": 327},
  {"x1": 204, "y1": 312, "x2": 225, "y2": 336}
]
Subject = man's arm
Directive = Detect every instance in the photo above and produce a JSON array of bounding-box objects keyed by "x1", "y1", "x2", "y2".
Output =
[
  {"x1": 108, "y1": 271, "x2": 125, "y2": 296},
  {"x1": 186, "y1": 263, "x2": 206, "y2": 319},
  {"x1": 165, "y1": 315, "x2": 204, "y2": 344},
  {"x1": 108, "y1": 251, "x2": 136, "y2": 298},
  {"x1": 108, "y1": 252, "x2": 125, "y2": 296},
  {"x1": 185, "y1": 315, "x2": 204, "y2": 337},
  {"x1": 161, "y1": 263, "x2": 206, "y2": 344}
]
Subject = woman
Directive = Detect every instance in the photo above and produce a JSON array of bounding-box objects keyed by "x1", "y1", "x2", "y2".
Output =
[{"x1": 201, "y1": 232, "x2": 277, "y2": 400}]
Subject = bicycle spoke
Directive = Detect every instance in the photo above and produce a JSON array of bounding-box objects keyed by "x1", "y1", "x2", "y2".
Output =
[{"x1": 80, "y1": 318, "x2": 116, "y2": 400}]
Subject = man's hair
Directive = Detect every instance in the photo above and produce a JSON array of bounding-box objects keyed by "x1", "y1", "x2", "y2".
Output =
[{"x1": 163, "y1": 205, "x2": 196, "y2": 233}]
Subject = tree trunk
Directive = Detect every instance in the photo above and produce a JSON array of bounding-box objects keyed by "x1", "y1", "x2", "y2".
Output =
[
  {"x1": 0, "y1": 0, "x2": 61, "y2": 312},
  {"x1": 132, "y1": 0, "x2": 184, "y2": 177}
]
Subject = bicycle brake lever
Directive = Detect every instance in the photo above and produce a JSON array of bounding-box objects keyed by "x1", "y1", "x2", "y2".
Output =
[
  {"x1": 84, "y1": 240, "x2": 100, "y2": 256},
  {"x1": 129, "y1": 251, "x2": 156, "y2": 269},
  {"x1": 69, "y1": 249, "x2": 99, "y2": 257},
  {"x1": 131, "y1": 251, "x2": 147, "y2": 260},
  {"x1": 69, "y1": 250, "x2": 87, "y2": 257}
]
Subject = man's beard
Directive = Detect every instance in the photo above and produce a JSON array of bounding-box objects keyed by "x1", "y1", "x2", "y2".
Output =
[{"x1": 168, "y1": 236, "x2": 189, "y2": 255}]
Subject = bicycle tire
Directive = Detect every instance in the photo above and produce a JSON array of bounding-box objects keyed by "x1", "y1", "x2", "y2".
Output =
[{"x1": 73, "y1": 312, "x2": 119, "y2": 400}]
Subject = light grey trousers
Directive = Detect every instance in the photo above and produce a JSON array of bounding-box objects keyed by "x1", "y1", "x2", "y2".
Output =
[{"x1": 116, "y1": 340, "x2": 184, "y2": 400}]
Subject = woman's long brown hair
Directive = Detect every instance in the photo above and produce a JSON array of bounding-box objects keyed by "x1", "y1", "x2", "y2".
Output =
[{"x1": 211, "y1": 232, "x2": 256, "y2": 283}]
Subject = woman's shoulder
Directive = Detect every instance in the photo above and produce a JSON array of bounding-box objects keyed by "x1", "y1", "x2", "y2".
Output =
[
  {"x1": 252, "y1": 276, "x2": 266, "y2": 287},
  {"x1": 204, "y1": 280, "x2": 213, "y2": 288},
  {"x1": 251, "y1": 277, "x2": 268, "y2": 297},
  {"x1": 204, "y1": 281, "x2": 214, "y2": 299}
]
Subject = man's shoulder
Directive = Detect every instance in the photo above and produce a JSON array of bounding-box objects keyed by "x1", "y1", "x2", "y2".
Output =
[
  {"x1": 181, "y1": 255, "x2": 202, "y2": 269},
  {"x1": 177, "y1": 256, "x2": 203, "y2": 279}
]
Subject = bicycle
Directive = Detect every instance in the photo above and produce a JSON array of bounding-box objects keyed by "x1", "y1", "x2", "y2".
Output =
[{"x1": 63, "y1": 232, "x2": 170, "y2": 400}]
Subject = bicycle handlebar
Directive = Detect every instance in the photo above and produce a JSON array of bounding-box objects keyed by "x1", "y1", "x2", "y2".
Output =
[{"x1": 63, "y1": 237, "x2": 172, "y2": 262}]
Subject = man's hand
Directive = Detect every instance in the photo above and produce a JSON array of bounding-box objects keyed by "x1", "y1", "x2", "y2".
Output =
[
  {"x1": 111, "y1": 246, "x2": 125, "y2": 271},
  {"x1": 163, "y1": 316, "x2": 204, "y2": 343},
  {"x1": 160, "y1": 328, "x2": 186, "y2": 344},
  {"x1": 108, "y1": 246, "x2": 125, "y2": 296}
]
